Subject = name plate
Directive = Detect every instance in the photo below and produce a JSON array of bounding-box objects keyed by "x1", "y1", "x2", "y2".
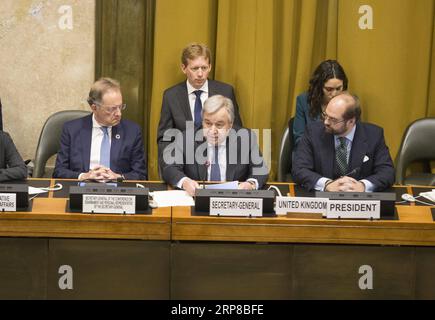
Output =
[
  {"x1": 82, "y1": 194, "x2": 136, "y2": 214},
  {"x1": 275, "y1": 196, "x2": 329, "y2": 215},
  {"x1": 209, "y1": 197, "x2": 263, "y2": 217},
  {"x1": 327, "y1": 200, "x2": 380, "y2": 219},
  {"x1": 0, "y1": 193, "x2": 17, "y2": 212}
]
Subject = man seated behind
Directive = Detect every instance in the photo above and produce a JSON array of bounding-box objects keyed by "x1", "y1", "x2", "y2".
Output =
[
  {"x1": 157, "y1": 43, "x2": 243, "y2": 173},
  {"x1": 161, "y1": 95, "x2": 268, "y2": 196},
  {"x1": 0, "y1": 131, "x2": 27, "y2": 181},
  {"x1": 292, "y1": 92, "x2": 394, "y2": 192},
  {"x1": 53, "y1": 77, "x2": 147, "y2": 181}
]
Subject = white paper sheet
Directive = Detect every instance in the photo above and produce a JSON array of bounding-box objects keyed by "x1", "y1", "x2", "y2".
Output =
[
  {"x1": 204, "y1": 181, "x2": 239, "y2": 190},
  {"x1": 150, "y1": 190, "x2": 195, "y2": 207}
]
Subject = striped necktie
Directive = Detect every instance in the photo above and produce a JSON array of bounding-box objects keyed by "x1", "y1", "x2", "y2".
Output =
[{"x1": 335, "y1": 137, "x2": 348, "y2": 176}]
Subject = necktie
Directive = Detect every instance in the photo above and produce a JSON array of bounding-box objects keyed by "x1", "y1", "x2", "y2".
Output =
[
  {"x1": 210, "y1": 145, "x2": 221, "y2": 181},
  {"x1": 100, "y1": 126, "x2": 111, "y2": 168},
  {"x1": 335, "y1": 137, "x2": 348, "y2": 176},
  {"x1": 193, "y1": 90, "x2": 203, "y2": 128}
]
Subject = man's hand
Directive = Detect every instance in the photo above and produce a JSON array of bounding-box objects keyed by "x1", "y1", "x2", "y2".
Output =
[
  {"x1": 80, "y1": 166, "x2": 122, "y2": 181},
  {"x1": 238, "y1": 181, "x2": 256, "y2": 190},
  {"x1": 104, "y1": 169, "x2": 123, "y2": 181},
  {"x1": 182, "y1": 178, "x2": 200, "y2": 196},
  {"x1": 325, "y1": 176, "x2": 365, "y2": 192}
]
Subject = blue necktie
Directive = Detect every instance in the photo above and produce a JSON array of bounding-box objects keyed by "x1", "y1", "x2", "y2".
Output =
[
  {"x1": 193, "y1": 90, "x2": 203, "y2": 128},
  {"x1": 100, "y1": 126, "x2": 111, "y2": 168},
  {"x1": 210, "y1": 145, "x2": 221, "y2": 181}
]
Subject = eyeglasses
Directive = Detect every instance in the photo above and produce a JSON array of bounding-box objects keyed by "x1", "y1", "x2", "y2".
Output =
[
  {"x1": 321, "y1": 112, "x2": 347, "y2": 125},
  {"x1": 96, "y1": 103, "x2": 127, "y2": 113}
]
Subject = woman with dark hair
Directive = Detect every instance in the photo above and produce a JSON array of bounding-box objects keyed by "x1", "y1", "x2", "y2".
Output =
[{"x1": 292, "y1": 60, "x2": 348, "y2": 147}]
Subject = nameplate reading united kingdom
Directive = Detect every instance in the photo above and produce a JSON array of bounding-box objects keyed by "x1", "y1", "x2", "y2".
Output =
[
  {"x1": 275, "y1": 196, "x2": 328, "y2": 215},
  {"x1": 0, "y1": 193, "x2": 16, "y2": 212},
  {"x1": 209, "y1": 197, "x2": 263, "y2": 217},
  {"x1": 327, "y1": 200, "x2": 380, "y2": 219},
  {"x1": 82, "y1": 194, "x2": 136, "y2": 214}
]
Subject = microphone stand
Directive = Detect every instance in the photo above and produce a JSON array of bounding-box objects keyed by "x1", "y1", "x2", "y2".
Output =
[{"x1": 202, "y1": 161, "x2": 210, "y2": 190}]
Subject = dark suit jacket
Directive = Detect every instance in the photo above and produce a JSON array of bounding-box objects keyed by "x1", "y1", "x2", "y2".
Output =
[
  {"x1": 157, "y1": 80, "x2": 243, "y2": 170},
  {"x1": 0, "y1": 131, "x2": 27, "y2": 181},
  {"x1": 161, "y1": 128, "x2": 269, "y2": 189},
  {"x1": 53, "y1": 115, "x2": 147, "y2": 180},
  {"x1": 292, "y1": 121, "x2": 395, "y2": 191}
]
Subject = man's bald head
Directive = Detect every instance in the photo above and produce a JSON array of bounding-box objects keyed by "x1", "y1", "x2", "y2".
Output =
[
  {"x1": 328, "y1": 92, "x2": 361, "y2": 122},
  {"x1": 323, "y1": 92, "x2": 361, "y2": 136}
]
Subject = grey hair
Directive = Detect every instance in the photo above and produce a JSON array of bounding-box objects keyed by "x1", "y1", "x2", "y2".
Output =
[
  {"x1": 87, "y1": 77, "x2": 121, "y2": 106},
  {"x1": 202, "y1": 95, "x2": 235, "y2": 124}
]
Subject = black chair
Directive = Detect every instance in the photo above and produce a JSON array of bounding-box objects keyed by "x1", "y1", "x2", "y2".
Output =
[
  {"x1": 32, "y1": 110, "x2": 90, "y2": 178},
  {"x1": 395, "y1": 117, "x2": 435, "y2": 186},
  {"x1": 277, "y1": 117, "x2": 294, "y2": 182}
]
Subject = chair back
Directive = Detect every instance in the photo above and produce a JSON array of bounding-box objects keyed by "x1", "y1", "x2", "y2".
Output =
[
  {"x1": 395, "y1": 117, "x2": 435, "y2": 184},
  {"x1": 33, "y1": 110, "x2": 90, "y2": 178},
  {"x1": 277, "y1": 117, "x2": 294, "y2": 182}
]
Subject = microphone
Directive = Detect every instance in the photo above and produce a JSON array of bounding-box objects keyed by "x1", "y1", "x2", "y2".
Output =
[{"x1": 202, "y1": 160, "x2": 210, "y2": 189}]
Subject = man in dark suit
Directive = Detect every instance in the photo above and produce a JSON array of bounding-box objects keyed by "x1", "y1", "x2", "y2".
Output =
[
  {"x1": 0, "y1": 131, "x2": 27, "y2": 181},
  {"x1": 292, "y1": 92, "x2": 394, "y2": 192},
  {"x1": 53, "y1": 78, "x2": 147, "y2": 180},
  {"x1": 161, "y1": 95, "x2": 268, "y2": 196},
  {"x1": 157, "y1": 43, "x2": 243, "y2": 172}
]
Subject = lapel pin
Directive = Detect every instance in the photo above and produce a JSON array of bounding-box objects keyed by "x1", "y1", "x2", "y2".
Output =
[{"x1": 115, "y1": 134, "x2": 121, "y2": 140}]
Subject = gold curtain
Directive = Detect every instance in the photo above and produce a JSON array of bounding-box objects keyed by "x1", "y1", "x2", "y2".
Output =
[
  {"x1": 338, "y1": 0, "x2": 435, "y2": 162},
  {"x1": 148, "y1": 0, "x2": 217, "y2": 179},
  {"x1": 148, "y1": 0, "x2": 435, "y2": 180}
]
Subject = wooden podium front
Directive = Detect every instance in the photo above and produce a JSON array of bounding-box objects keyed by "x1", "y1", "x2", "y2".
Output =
[{"x1": 2, "y1": 180, "x2": 435, "y2": 299}]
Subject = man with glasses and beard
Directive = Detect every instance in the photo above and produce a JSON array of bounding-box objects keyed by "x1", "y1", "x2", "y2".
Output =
[
  {"x1": 53, "y1": 77, "x2": 147, "y2": 181},
  {"x1": 292, "y1": 92, "x2": 394, "y2": 192}
]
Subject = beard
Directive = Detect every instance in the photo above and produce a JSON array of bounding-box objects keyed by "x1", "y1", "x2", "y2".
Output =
[{"x1": 324, "y1": 123, "x2": 348, "y2": 136}]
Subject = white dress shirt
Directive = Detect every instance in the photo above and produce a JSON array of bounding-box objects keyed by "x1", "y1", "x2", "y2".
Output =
[
  {"x1": 78, "y1": 115, "x2": 113, "y2": 179},
  {"x1": 186, "y1": 80, "x2": 209, "y2": 122},
  {"x1": 176, "y1": 139, "x2": 258, "y2": 190},
  {"x1": 315, "y1": 125, "x2": 374, "y2": 192}
]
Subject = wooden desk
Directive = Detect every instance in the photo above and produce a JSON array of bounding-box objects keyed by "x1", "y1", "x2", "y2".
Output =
[
  {"x1": 0, "y1": 179, "x2": 171, "y2": 240},
  {"x1": 2, "y1": 180, "x2": 435, "y2": 299},
  {"x1": 172, "y1": 204, "x2": 435, "y2": 246},
  {"x1": 170, "y1": 183, "x2": 435, "y2": 299},
  {"x1": 171, "y1": 183, "x2": 435, "y2": 246},
  {"x1": 0, "y1": 179, "x2": 171, "y2": 299}
]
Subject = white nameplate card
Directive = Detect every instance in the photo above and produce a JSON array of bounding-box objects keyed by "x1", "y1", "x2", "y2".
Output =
[
  {"x1": 275, "y1": 196, "x2": 329, "y2": 216},
  {"x1": 82, "y1": 194, "x2": 136, "y2": 214},
  {"x1": 209, "y1": 197, "x2": 263, "y2": 217},
  {"x1": 0, "y1": 193, "x2": 17, "y2": 212},
  {"x1": 327, "y1": 200, "x2": 380, "y2": 219}
]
